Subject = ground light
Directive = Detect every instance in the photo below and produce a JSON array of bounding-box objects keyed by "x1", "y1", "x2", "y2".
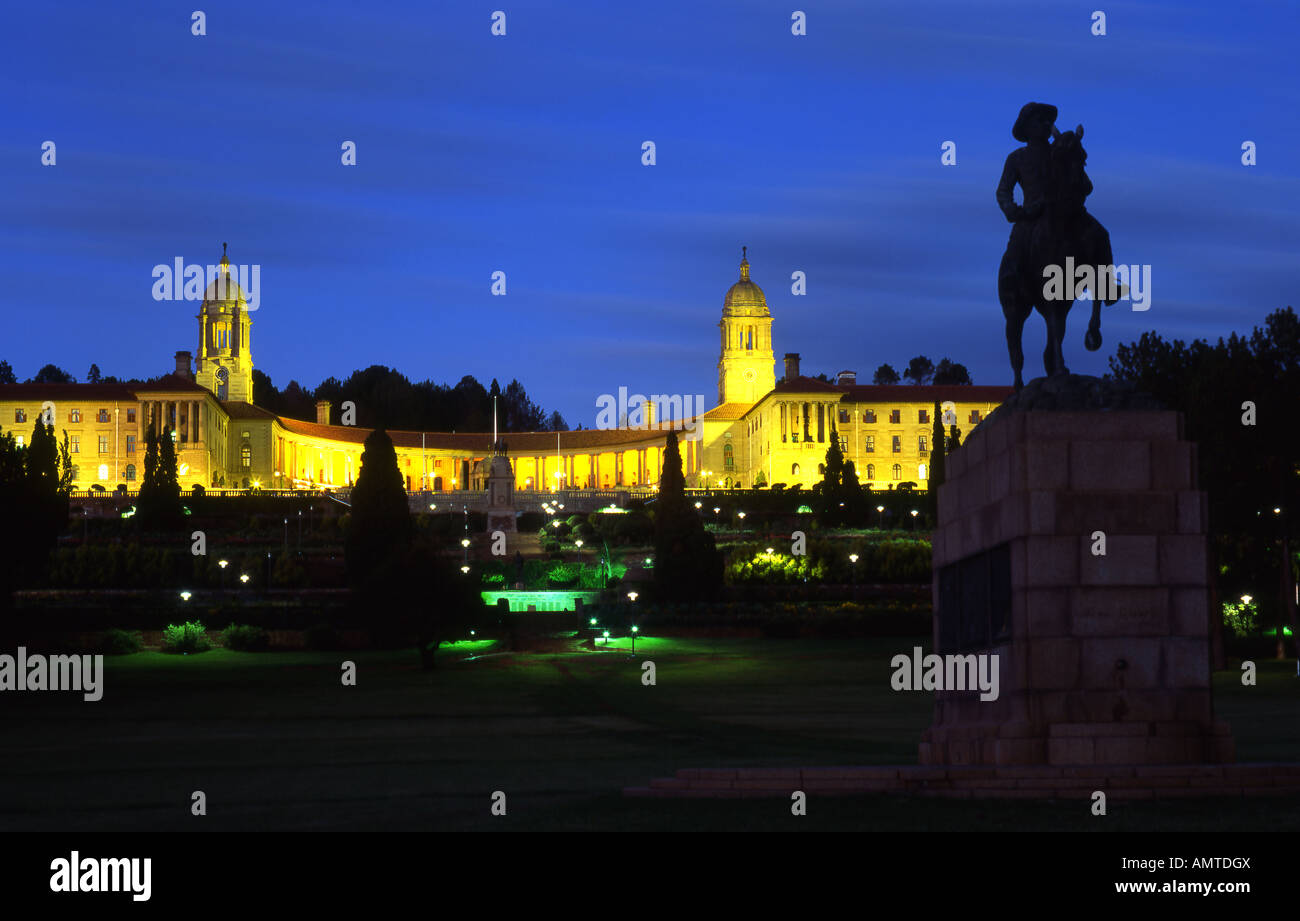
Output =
[
  {"x1": 460, "y1": 565, "x2": 470, "y2": 574},
  {"x1": 239, "y1": 574, "x2": 249, "y2": 584},
  {"x1": 602, "y1": 630, "x2": 610, "y2": 646},
  {"x1": 631, "y1": 624, "x2": 639, "y2": 655},
  {"x1": 179, "y1": 591, "x2": 191, "y2": 602},
  {"x1": 218, "y1": 559, "x2": 228, "y2": 569},
  {"x1": 694, "y1": 501, "x2": 702, "y2": 509}
]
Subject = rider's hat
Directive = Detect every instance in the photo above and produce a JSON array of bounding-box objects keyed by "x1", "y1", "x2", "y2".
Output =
[{"x1": 1013, "y1": 102, "x2": 1058, "y2": 142}]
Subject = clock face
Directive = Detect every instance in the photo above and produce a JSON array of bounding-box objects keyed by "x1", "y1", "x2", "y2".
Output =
[{"x1": 743, "y1": 369, "x2": 757, "y2": 382}]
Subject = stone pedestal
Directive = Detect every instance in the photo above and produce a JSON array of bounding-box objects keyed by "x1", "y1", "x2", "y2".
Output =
[{"x1": 921, "y1": 406, "x2": 1234, "y2": 766}]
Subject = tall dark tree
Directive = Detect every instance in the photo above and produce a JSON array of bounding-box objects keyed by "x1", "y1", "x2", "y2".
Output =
[
  {"x1": 346, "y1": 428, "x2": 413, "y2": 586},
  {"x1": 872, "y1": 363, "x2": 900, "y2": 385},
  {"x1": 929, "y1": 401, "x2": 947, "y2": 488},
  {"x1": 86, "y1": 363, "x2": 102, "y2": 384},
  {"x1": 815, "y1": 431, "x2": 847, "y2": 526},
  {"x1": 841, "y1": 460, "x2": 869, "y2": 526},
  {"x1": 0, "y1": 360, "x2": 15, "y2": 384},
  {"x1": 653, "y1": 431, "x2": 720, "y2": 601},
  {"x1": 1109, "y1": 306, "x2": 1300, "y2": 660},
  {"x1": 932, "y1": 358, "x2": 973, "y2": 385},
  {"x1": 137, "y1": 424, "x2": 181, "y2": 528},
  {"x1": 903, "y1": 356, "x2": 935, "y2": 386},
  {"x1": 345, "y1": 427, "x2": 470, "y2": 669}
]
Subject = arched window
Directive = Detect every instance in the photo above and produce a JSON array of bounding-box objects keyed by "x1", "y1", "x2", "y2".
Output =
[
  {"x1": 125, "y1": 464, "x2": 136, "y2": 481},
  {"x1": 918, "y1": 463, "x2": 928, "y2": 480},
  {"x1": 723, "y1": 443, "x2": 734, "y2": 468},
  {"x1": 818, "y1": 463, "x2": 825, "y2": 474},
  {"x1": 892, "y1": 464, "x2": 902, "y2": 480},
  {"x1": 866, "y1": 463, "x2": 875, "y2": 479},
  {"x1": 791, "y1": 463, "x2": 800, "y2": 476}
]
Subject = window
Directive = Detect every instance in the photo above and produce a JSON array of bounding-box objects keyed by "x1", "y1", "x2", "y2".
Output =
[
  {"x1": 97, "y1": 409, "x2": 109, "y2": 423},
  {"x1": 15, "y1": 436, "x2": 23, "y2": 448},
  {"x1": 70, "y1": 465, "x2": 79, "y2": 481},
  {"x1": 125, "y1": 464, "x2": 136, "y2": 481},
  {"x1": 892, "y1": 464, "x2": 902, "y2": 480},
  {"x1": 126, "y1": 435, "x2": 135, "y2": 454},
  {"x1": 127, "y1": 409, "x2": 136, "y2": 423},
  {"x1": 97, "y1": 464, "x2": 109, "y2": 480},
  {"x1": 969, "y1": 410, "x2": 982, "y2": 424},
  {"x1": 13, "y1": 409, "x2": 24, "y2": 423},
  {"x1": 70, "y1": 409, "x2": 80, "y2": 423},
  {"x1": 889, "y1": 409, "x2": 901, "y2": 424},
  {"x1": 919, "y1": 463, "x2": 928, "y2": 480},
  {"x1": 837, "y1": 409, "x2": 849, "y2": 424},
  {"x1": 240, "y1": 445, "x2": 252, "y2": 468},
  {"x1": 864, "y1": 435, "x2": 875, "y2": 453},
  {"x1": 723, "y1": 443, "x2": 734, "y2": 469},
  {"x1": 818, "y1": 464, "x2": 825, "y2": 474},
  {"x1": 866, "y1": 463, "x2": 875, "y2": 479},
  {"x1": 838, "y1": 435, "x2": 848, "y2": 452},
  {"x1": 892, "y1": 435, "x2": 902, "y2": 453},
  {"x1": 70, "y1": 435, "x2": 80, "y2": 453},
  {"x1": 918, "y1": 435, "x2": 928, "y2": 454},
  {"x1": 919, "y1": 409, "x2": 929, "y2": 424},
  {"x1": 791, "y1": 463, "x2": 801, "y2": 476},
  {"x1": 98, "y1": 436, "x2": 108, "y2": 454},
  {"x1": 863, "y1": 410, "x2": 876, "y2": 423}
]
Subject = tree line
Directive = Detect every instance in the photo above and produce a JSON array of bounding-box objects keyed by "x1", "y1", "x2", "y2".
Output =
[{"x1": 0, "y1": 360, "x2": 568, "y2": 434}]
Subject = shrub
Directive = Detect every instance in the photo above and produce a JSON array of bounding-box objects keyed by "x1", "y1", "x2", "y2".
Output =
[
  {"x1": 100, "y1": 628, "x2": 143, "y2": 655},
  {"x1": 1222, "y1": 598, "x2": 1259, "y2": 638},
  {"x1": 546, "y1": 562, "x2": 581, "y2": 587},
  {"x1": 162, "y1": 620, "x2": 211, "y2": 654},
  {"x1": 220, "y1": 623, "x2": 270, "y2": 651},
  {"x1": 304, "y1": 623, "x2": 343, "y2": 651}
]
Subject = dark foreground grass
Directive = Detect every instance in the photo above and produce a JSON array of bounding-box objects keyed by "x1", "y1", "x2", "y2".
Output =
[{"x1": 2, "y1": 637, "x2": 1297, "y2": 831}]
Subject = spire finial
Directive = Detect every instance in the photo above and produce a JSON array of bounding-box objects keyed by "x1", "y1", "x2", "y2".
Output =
[
  {"x1": 220, "y1": 241, "x2": 229, "y2": 269},
  {"x1": 739, "y1": 245, "x2": 750, "y2": 281}
]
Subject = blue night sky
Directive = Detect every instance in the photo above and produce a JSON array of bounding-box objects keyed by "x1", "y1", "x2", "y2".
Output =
[{"x1": 4, "y1": 0, "x2": 1297, "y2": 427}]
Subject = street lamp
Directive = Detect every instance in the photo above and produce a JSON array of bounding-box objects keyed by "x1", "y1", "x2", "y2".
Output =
[
  {"x1": 631, "y1": 624, "x2": 639, "y2": 655},
  {"x1": 877, "y1": 504, "x2": 885, "y2": 530},
  {"x1": 849, "y1": 553, "x2": 858, "y2": 586},
  {"x1": 694, "y1": 501, "x2": 702, "y2": 510},
  {"x1": 239, "y1": 573, "x2": 249, "y2": 584},
  {"x1": 910, "y1": 508, "x2": 919, "y2": 531},
  {"x1": 180, "y1": 591, "x2": 191, "y2": 602}
]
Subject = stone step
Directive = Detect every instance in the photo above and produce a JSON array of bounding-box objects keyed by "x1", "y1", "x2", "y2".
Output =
[{"x1": 627, "y1": 763, "x2": 1300, "y2": 800}]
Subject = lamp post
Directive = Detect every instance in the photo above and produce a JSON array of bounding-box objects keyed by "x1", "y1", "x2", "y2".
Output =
[
  {"x1": 876, "y1": 504, "x2": 885, "y2": 530},
  {"x1": 283, "y1": 517, "x2": 288, "y2": 555},
  {"x1": 849, "y1": 552, "x2": 858, "y2": 586},
  {"x1": 910, "y1": 508, "x2": 919, "y2": 531},
  {"x1": 297, "y1": 509, "x2": 303, "y2": 555}
]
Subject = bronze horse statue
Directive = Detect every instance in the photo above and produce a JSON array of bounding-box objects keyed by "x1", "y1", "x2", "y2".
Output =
[{"x1": 998, "y1": 105, "x2": 1121, "y2": 389}]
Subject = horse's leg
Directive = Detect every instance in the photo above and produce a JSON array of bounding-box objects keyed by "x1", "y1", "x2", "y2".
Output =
[
  {"x1": 999, "y1": 271, "x2": 1028, "y2": 389},
  {"x1": 1085, "y1": 293, "x2": 1102, "y2": 351},
  {"x1": 1043, "y1": 303, "x2": 1068, "y2": 376}
]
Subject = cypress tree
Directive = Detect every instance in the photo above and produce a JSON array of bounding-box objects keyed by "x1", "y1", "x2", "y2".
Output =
[{"x1": 653, "y1": 431, "x2": 720, "y2": 601}]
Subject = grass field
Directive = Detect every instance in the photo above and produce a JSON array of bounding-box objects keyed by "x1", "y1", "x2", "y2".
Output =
[{"x1": 3, "y1": 636, "x2": 1299, "y2": 831}]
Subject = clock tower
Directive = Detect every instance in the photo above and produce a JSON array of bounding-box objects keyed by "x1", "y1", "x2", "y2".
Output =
[{"x1": 717, "y1": 247, "x2": 776, "y2": 405}]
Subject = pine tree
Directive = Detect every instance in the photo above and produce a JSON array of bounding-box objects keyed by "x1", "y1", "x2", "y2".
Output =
[
  {"x1": 841, "y1": 460, "x2": 869, "y2": 526},
  {"x1": 346, "y1": 427, "x2": 413, "y2": 588},
  {"x1": 653, "y1": 431, "x2": 720, "y2": 601},
  {"x1": 815, "y1": 430, "x2": 846, "y2": 526},
  {"x1": 929, "y1": 401, "x2": 946, "y2": 489}
]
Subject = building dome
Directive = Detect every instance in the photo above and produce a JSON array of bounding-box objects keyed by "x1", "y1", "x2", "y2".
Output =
[
  {"x1": 202, "y1": 243, "x2": 247, "y2": 311},
  {"x1": 722, "y1": 248, "x2": 768, "y2": 317}
]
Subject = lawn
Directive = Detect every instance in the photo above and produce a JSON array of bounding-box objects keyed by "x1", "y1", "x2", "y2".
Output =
[{"x1": 2, "y1": 637, "x2": 1297, "y2": 831}]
